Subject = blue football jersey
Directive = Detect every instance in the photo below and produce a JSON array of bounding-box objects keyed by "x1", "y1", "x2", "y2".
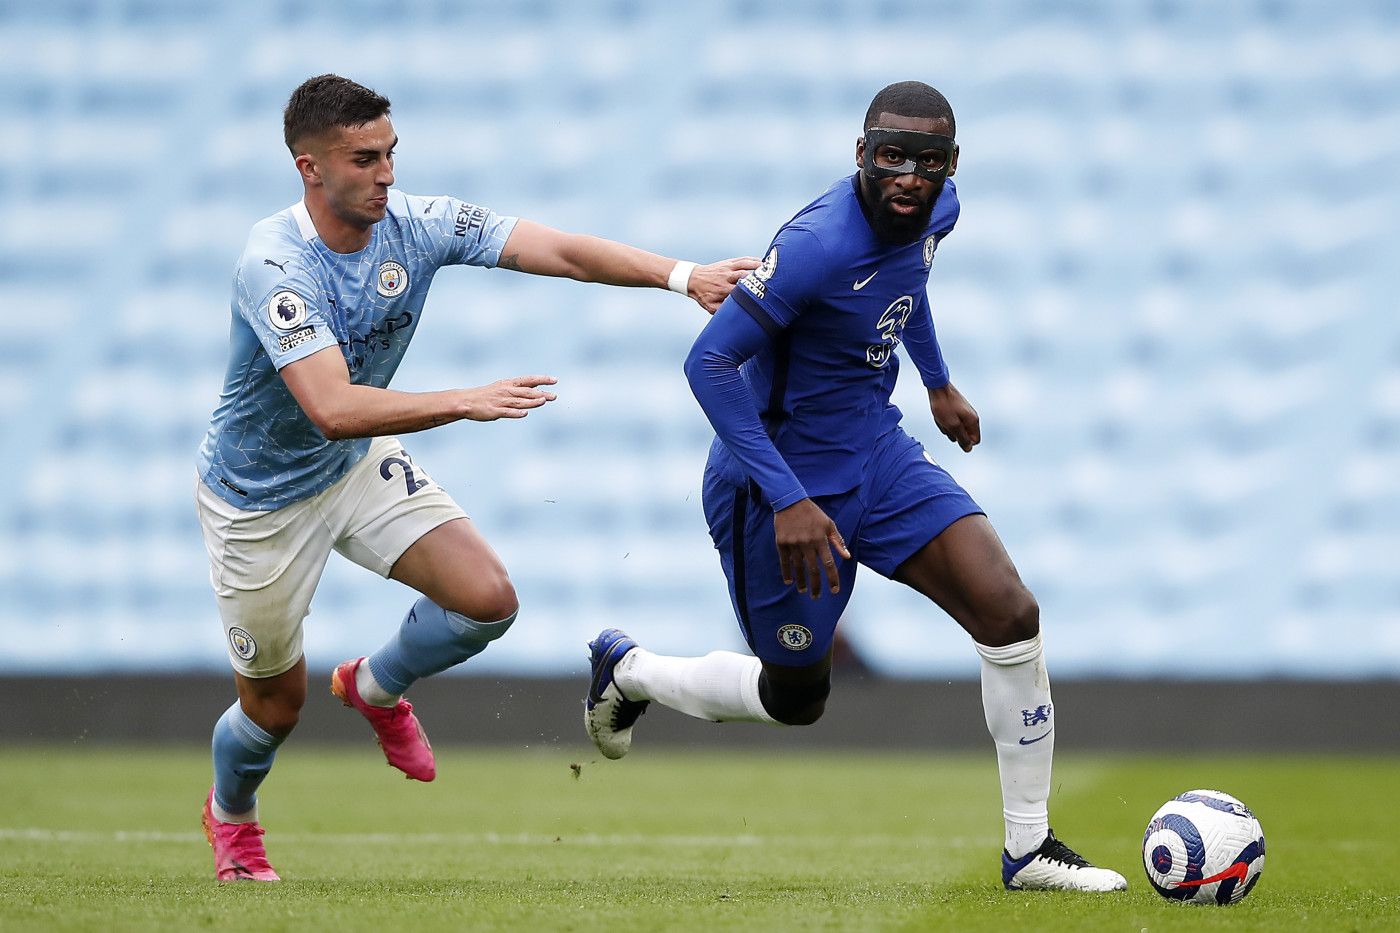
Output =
[
  {"x1": 196, "y1": 192, "x2": 518, "y2": 510},
  {"x1": 711, "y1": 174, "x2": 959, "y2": 506}
]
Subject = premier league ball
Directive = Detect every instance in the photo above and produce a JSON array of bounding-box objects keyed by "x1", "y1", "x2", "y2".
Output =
[{"x1": 1142, "y1": 789, "x2": 1265, "y2": 905}]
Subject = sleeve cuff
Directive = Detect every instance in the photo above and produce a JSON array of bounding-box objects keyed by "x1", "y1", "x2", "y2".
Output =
[
  {"x1": 768, "y1": 487, "x2": 809, "y2": 511},
  {"x1": 921, "y1": 368, "x2": 950, "y2": 390}
]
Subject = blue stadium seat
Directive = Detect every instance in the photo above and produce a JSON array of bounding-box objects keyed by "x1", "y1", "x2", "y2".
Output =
[{"x1": 3, "y1": 1, "x2": 1398, "y2": 676}]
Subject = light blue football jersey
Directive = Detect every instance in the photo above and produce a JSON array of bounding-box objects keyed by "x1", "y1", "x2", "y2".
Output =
[{"x1": 196, "y1": 191, "x2": 518, "y2": 510}]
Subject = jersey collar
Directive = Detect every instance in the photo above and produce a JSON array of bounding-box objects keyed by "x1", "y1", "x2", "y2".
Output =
[{"x1": 291, "y1": 199, "x2": 318, "y2": 242}]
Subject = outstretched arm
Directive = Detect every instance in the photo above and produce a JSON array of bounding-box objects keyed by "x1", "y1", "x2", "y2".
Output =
[
  {"x1": 280, "y1": 346, "x2": 557, "y2": 440},
  {"x1": 498, "y1": 219, "x2": 759, "y2": 313}
]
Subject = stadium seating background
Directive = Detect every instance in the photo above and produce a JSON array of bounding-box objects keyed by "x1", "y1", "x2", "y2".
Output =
[{"x1": 2, "y1": 0, "x2": 1397, "y2": 679}]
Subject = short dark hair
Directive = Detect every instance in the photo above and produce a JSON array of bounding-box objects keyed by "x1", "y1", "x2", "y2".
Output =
[
  {"x1": 864, "y1": 81, "x2": 955, "y2": 136},
  {"x1": 283, "y1": 74, "x2": 392, "y2": 154}
]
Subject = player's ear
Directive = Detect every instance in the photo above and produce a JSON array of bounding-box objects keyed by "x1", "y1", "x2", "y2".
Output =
[
  {"x1": 947, "y1": 144, "x2": 959, "y2": 178},
  {"x1": 855, "y1": 136, "x2": 865, "y2": 169},
  {"x1": 294, "y1": 151, "x2": 320, "y2": 186}
]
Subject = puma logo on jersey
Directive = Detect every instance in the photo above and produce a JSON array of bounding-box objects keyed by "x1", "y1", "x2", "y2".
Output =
[
  {"x1": 264, "y1": 259, "x2": 289, "y2": 273},
  {"x1": 853, "y1": 271, "x2": 878, "y2": 290}
]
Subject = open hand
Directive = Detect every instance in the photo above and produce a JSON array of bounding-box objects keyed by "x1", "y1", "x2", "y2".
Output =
[
  {"x1": 689, "y1": 257, "x2": 763, "y2": 313},
  {"x1": 774, "y1": 498, "x2": 851, "y2": 598},
  {"x1": 461, "y1": 375, "x2": 558, "y2": 421}
]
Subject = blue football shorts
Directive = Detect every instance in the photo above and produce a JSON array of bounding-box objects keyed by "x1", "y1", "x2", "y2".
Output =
[{"x1": 702, "y1": 425, "x2": 983, "y2": 667}]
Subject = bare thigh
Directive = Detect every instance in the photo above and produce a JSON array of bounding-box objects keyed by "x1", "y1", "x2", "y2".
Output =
[
  {"x1": 892, "y1": 513, "x2": 1039, "y2": 647},
  {"x1": 388, "y1": 517, "x2": 518, "y2": 622}
]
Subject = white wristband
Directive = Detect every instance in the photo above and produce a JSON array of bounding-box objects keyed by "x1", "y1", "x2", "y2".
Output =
[{"x1": 667, "y1": 260, "x2": 697, "y2": 296}]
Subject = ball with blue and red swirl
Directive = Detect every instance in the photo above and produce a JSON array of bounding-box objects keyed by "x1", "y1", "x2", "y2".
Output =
[{"x1": 1141, "y1": 788, "x2": 1265, "y2": 905}]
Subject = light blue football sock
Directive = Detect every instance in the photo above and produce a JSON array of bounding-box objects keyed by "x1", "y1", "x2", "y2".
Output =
[
  {"x1": 367, "y1": 597, "x2": 517, "y2": 696},
  {"x1": 211, "y1": 700, "x2": 284, "y2": 817}
]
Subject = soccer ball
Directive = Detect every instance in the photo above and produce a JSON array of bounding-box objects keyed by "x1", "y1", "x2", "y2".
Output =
[{"x1": 1142, "y1": 789, "x2": 1265, "y2": 905}]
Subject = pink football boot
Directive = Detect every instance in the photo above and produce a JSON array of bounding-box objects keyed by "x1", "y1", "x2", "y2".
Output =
[
  {"x1": 331, "y1": 657, "x2": 437, "y2": 782},
  {"x1": 202, "y1": 788, "x2": 280, "y2": 881}
]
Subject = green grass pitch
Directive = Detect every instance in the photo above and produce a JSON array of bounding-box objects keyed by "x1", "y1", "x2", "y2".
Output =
[{"x1": 3, "y1": 745, "x2": 1397, "y2": 931}]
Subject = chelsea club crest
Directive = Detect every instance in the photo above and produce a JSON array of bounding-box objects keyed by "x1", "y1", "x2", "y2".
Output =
[{"x1": 777, "y1": 624, "x2": 813, "y2": 651}]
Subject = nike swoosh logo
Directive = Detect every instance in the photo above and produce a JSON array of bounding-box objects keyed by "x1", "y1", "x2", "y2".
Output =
[
  {"x1": 1019, "y1": 730, "x2": 1052, "y2": 745},
  {"x1": 853, "y1": 271, "x2": 878, "y2": 290},
  {"x1": 1175, "y1": 861, "x2": 1251, "y2": 887}
]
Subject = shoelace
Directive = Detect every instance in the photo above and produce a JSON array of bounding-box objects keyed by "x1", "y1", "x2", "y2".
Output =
[
  {"x1": 224, "y1": 821, "x2": 267, "y2": 844},
  {"x1": 219, "y1": 821, "x2": 274, "y2": 873},
  {"x1": 610, "y1": 698, "x2": 647, "y2": 730},
  {"x1": 1039, "y1": 836, "x2": 1090, "y2": 869},
  {"x1": 372, "y1": 699, "x2": 411, "y2": 727}
]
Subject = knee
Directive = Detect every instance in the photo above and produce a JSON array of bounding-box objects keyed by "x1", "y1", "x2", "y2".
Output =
[
  {"x1": 260, "y1": 709, "x2": 300, "y2": 740},
  {"x1": 444, "y1": 573, "x2": 518, "y2": 624},
  {"x1": 243, "y1": 696, "x2": 302, "y2": 740},
  {"x1": 473, "y1": 580, "x2": 519, "y2": 624},
  {"x1": 973, "y1": 585, "x2": 1040, "y2": 648},
  {"x1": 759, "y1": 675, "x2": 832, "y2": 726}
]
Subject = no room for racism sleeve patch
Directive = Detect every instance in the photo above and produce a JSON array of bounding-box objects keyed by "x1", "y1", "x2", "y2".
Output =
[{"x1": 276, "y1": 325, "x2": 317, "y2": 353}]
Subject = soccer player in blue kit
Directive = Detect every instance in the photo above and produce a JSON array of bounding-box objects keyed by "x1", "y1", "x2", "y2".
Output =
[
  {"x1": 586, "y1": 81, "x2": 1128, "y2": 892},
  {"x1": 194, "y1": 74, "x2": 757, "y2": 881}
]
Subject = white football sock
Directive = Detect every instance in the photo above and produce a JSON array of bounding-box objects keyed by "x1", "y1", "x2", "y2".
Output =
[
  {"x1": 1005, "y1": 820, "x2": 1050, "y2": 859},
  {"x1": 210, "y1": 798, "x2": 258, "y2": 824},
  {"x1": 615, "y1": 648, "x2": 777, "y2": 724},
  {"x1": 356, "y1": 659, "x2": 401, "y2": 708},
  {"x1": 976, "y1": 633, "x2": 1053, "y2": 859}
]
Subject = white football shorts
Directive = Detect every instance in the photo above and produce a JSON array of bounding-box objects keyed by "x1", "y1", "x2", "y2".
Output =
[{"x1": 195, "y1": 436, "x2": 468, "y2": 678}]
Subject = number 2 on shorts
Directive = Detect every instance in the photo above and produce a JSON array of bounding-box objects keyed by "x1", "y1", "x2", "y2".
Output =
[{"x1": 380, "y1": 454, "x2": 429, "y2": 496}]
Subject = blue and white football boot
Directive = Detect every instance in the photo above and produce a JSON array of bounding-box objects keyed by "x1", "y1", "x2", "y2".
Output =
[
  {"x1": 1002, "y1": 830, "x2": 1128, "y2": 891},
  {"x1": 585, "y1": 629, "x2": 650, "y2": 760}
]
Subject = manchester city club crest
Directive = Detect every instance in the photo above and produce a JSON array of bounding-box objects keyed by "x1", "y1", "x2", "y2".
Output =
[
  {"x1": 228, "y1": 626, "x2": 258, "y2": 661},
  {"x1": 777, "y1": 624, "x2": 814, "y2": 651},
  {"x1": 377, "y1": 260, "x2": 409, "y2": 298}
]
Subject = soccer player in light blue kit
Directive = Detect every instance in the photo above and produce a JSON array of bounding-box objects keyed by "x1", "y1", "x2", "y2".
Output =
[
  {"x1": 195, "y1": 74, "x2": 757, "y2": 881},
  {"x1": 586, "y1": 82, "x2": 1128, "y2": 892}
]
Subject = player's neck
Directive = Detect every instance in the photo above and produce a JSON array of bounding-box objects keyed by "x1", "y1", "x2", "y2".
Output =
[{"x1": 303, "y1": 193, "x2": 374, "y2": 254}]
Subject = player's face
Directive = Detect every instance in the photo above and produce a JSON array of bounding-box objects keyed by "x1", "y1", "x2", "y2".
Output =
[
  {"x1": 306, "y1": 116, "x2": 397, "y2": 231},
  {"x1": 855, "y1": 113, "x2": 958, "y2": 242}
]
